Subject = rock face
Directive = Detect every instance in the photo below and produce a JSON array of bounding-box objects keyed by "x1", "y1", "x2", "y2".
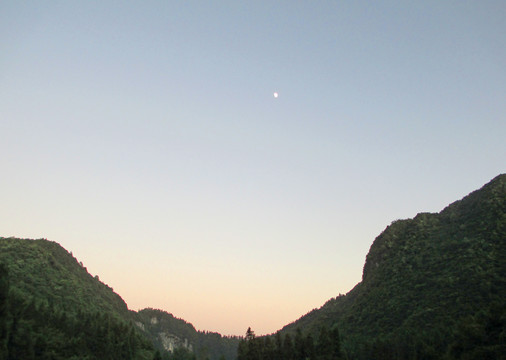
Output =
[
  {"x1": 145, "y1": 314, "x2": 193, "y2": 353},
  {"x1": 136, "y1": 309, "x2": 197, "y2": 354},
  {"x1": 158, "y1": 332, "x2": 193, "y2": 353},
  {"x1": 136, "y1": 308, "x2": 240, "y2": 360}
]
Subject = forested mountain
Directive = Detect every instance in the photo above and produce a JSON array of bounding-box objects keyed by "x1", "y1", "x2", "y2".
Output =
[
  {"x1": 0, "y1": 238, "x2": 155, "y2": 359},
  {"x1": 1, "y1": 174, "x2": 505, "y2": 359},
  {"x1": 0, "y1": 238, "x2": 239, "y2": 360},
  {"x1": 137, "y1": 308, "x2": 240, "y2": 360},
  {"x1": 279, "y1": 174, "x2": 506, "y2": 359}
]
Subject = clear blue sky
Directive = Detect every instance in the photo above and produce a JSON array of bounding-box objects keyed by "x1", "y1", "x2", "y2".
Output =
[{"x1": 1, "y1": 1, "x2": 505, "y2": 336}]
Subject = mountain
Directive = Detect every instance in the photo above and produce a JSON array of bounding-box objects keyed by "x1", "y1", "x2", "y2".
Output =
[
  {"x1": 279, "y1": 174, "x2": 506, "y2": 359},
  {"x1": 0, "y1": 237, "x2": 239, "y2": 360},
  {"x1": 0, "y1": 237, "x2": 155, "y2": 359},
  {"x1": 1, "y1": 174, "x2": 505, "y2": 359},
  {"x1": 0, "y1": 238, "x2": 132, "y2": 319},
  {"x1": 137, "y1": 308, "x2": 240, "y2": 360}
]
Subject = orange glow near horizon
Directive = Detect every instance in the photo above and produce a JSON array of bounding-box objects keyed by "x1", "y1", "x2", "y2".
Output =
[{"x1": 88, "y1": 248, "x2": 361, "y2": 336}]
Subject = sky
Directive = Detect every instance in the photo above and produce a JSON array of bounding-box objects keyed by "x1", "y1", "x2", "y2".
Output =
[{"x1": 1, "y1": 1, "x2": 505, "y2": 336}]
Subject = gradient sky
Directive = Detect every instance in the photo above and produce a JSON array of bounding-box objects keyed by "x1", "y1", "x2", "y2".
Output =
[{"x1": 1, "y1": 1, "x2": 505, "y2": 336}]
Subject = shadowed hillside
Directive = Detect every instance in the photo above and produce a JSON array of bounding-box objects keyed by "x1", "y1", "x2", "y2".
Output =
[{"x1": 280, "y1": 174, "x2": 506, "y2": 359}]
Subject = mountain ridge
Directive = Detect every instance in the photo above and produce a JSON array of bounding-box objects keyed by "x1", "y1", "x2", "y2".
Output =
[
  {"x1": 0, "y1": 237, "x2": 240, "y2": 359},
  {"x1": 1, "y1": 173, "x2": 505, "y2": 359},
  {"x1": 279, "y1": 173, "x2": 506, "y2": 359}
]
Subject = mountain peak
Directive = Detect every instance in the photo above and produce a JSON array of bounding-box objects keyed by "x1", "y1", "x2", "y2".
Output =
[
  {"x1": 281, "y1": 174, "x2": 506, "y2": 359},
  {"x1": 363, "y1": 173, "x2": 506, "y2": 281}
]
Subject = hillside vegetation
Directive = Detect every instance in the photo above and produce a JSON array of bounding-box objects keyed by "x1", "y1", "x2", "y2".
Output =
[
  {"x1": 138, "y1": 308, "x2": 240, "y2": 360},
  {"x1": 0, "y1": 238, "x2": 155, "y2": 359},
  {"x1": 1, "y1": 174, "x2": 504, "y2": 359},
  {"x1": 0, "y1": 238, "x2": 239, "y2": 360},
  {"x1": 280, "y1": 174, "x2": 506, "y2": 359}
]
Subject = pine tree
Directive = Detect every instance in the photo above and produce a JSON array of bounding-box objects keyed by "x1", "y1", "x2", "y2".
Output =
[
  {"x1": 304, "y1": 334, "x2": 315, "y2": 360},
  {"x1": 329, "y1": 326, "x2": 341, "y2": 360},
  {"x1": 237, "y1": 339, "x2": 248, "y2": 360},
  {"x1": 282, "y1": 333, "x2": 295, "y2": 360},
  {"x1": 316, "y1": 326, "x2": 331, "y2": 360},
  {"x1": 294, "y1": 328, "x2": 306, "y2": 360},
  {"x1": 263, "y1": 336, "x2": 276, "y2": 360},
  {"x1": 153, "y1": 349, "x2": 163, "y2": 360},
  {"x1": 246, "y1": 327, "x2": 256, "y2": 341},
  {"x1": 0, "y1": 264, "x2": 8, "y2": 359},
  {"x1": 275, "y1": 332, "x2": 284, "y2": 360}
]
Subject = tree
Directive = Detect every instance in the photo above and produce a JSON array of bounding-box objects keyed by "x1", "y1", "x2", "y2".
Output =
[
  {"x1": 239, "y1": 327, "x2": 261, "y2": 360},
  {"x1": 316, "y1": 326, "x2": 331, "y2": 360},
  {"x1": 262, "y1": 336, "x2": 276, "y2": 360},
  {"x1": 294, "y1": 328, "x2": 306, "y2": 360},
  {"x1": 246, "y1": 327, "x2": 256, "y2": 341},
  {"x1": 275, "y1": 332, "x2": 284, "y2": 360},
  {"x1": 237, "y1": 339, "x2": 248, "y2": 360},
  {"x1": 329, "y1": 326, "x2": 341, "y2": 360},
  {"x1": 0, "y1": 264, "x2": 8, "y2": 359},
  {"x1": 282, "y1": 333, "x2": 295, "y2": 360},
  {"x1": 153, "y1": 349, "x2": 163, "y2": 360},
  {"x1": 304, "y1": 334, "x2": 315, "y2": 360}
]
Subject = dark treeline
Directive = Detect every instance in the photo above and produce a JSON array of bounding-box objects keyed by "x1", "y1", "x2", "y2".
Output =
[
  {"x1": 339, "y1": 304, "x2": 506, "y2": 360},
  {"x1": 236, "y1": 311, "x2": 506, "y2": 360},
  {"x1": 153, "y1": 346, "x2": 197, "y2": 360},
  {"x1": 238, "y1": 326, "x2": 342, "y2": 360}
]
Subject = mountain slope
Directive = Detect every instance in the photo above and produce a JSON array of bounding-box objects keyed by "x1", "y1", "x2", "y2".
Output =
[
  {"x1": 0, "y1": 238, "x2": 131, "y2": 318},
  {"x1": 1, "y1": 174, "x2": 504, "y2": 359},
  {"x1": 0, "y1": 238, "x2": 239, "y2": 360},
  {"x1": 281, "y1": 174, "x2": 506, "y2": 359},
  {"x1": 0, "y1": 237, "x2": 155, "y2": 359},
  {"x1": 137, "y1": 308, "x2": 240, "y2": 360}
]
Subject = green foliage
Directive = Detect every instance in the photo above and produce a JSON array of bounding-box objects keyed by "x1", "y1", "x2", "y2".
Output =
[
  {"x1": 169, "y1": 346, "x2": 197, "y2": 360},
  {"x1": 0, "y1": 238, "x2": 130, "y2": 318},
  {"x1": 2, "y1": 174, "x2": 505, "y2": 360},
  {"x1": 237, "y1": 326, "x2": 341, "y2": 360},
  {"x1": 1, "y1": 276, "x2": 155, "y2": 359},
  {"x1": 0, "y1": 238, "x2": 158, "y2": 359},
  {"x1": 280, "y1": 174, "x2": 506, "y2": 359},
  {"x1": 0, "y1": 263, "x2": 8, "y2": 359},
  {"x1": 136, "y1": 308, "x2": 240, "y2": 360},
  {"x1": 154, "y1": 350, "x2": 163, "y2": 360},
  {"x1": 448, "y1": 301, "x2": 506, "y2": 359},
  {"x1": 0, "y1": 238, "x2": 239, "y2": 360}
]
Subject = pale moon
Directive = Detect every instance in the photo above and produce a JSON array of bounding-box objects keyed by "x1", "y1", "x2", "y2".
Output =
[{"x1": 273, "y1": 92, "x2": 279, "y2": 98}]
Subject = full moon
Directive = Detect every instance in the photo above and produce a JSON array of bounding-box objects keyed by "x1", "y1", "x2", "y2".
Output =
[{"x1": 273, "y1": 92, "x2": 279, "y2": 98}]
